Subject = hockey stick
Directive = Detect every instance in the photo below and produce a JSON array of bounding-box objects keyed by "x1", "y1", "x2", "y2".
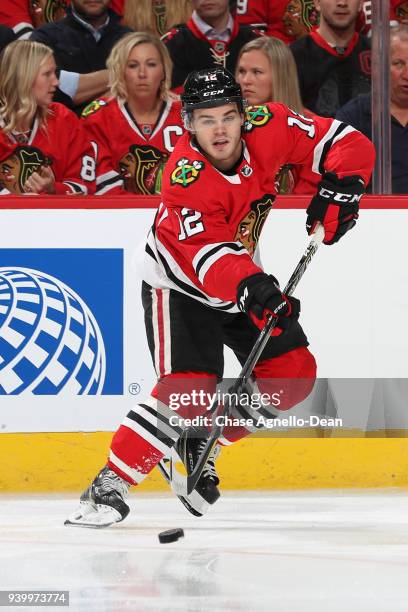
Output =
[
  {"x1": 156, "y1": 458, "x2": 209, "y2": 517},
  {"x1": 170, "y1": 224, "x2": 325, "y2": 497}
]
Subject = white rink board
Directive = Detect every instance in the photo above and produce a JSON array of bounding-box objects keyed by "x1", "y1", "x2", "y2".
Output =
[{"x1": 0, "y1": 207, "x2": 407, "y2": 432}]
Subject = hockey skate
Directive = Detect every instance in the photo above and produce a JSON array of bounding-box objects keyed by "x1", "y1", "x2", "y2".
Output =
[
  {"x1": 64, "y1": 466, "x2": 130, "y2": 528},
  {"x1": 170, "y1": 426, "x2": 220, "y2": 513}
]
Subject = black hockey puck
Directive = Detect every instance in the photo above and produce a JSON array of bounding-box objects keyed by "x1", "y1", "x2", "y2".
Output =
[{"x1": 158, "y1": 528, "x2": 184, "y2": 544}]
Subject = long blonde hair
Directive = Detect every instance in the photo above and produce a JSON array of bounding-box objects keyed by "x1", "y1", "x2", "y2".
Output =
[
  {"x1": 107, "y1": 32, "x2": 173, "y2": 102},
  {"x1": 0, "y1": 40, "x2": 54, "y2": 134},
  {"x1": 123, "y1": 0, "x2": 192, "y2": 36},
  {"x1": 237, "y1": 37, "x2": 304, "y2": 113}
]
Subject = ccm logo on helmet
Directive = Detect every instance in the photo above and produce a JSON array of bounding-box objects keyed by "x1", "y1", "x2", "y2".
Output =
[
  {"x1": 319, "y1": 187, "x2": 363, "y2": 204},
  {"x1": 203, "y1": 89, "x2": 225, "y2": 97}
]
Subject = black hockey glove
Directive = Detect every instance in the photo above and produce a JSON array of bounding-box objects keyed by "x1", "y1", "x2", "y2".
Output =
[
  {"x1": 306, "y1": 172, "x2": 365, "y2": 245},
  {"x1": 237, "y1": 272, "x2": 300, "y2": 331}
]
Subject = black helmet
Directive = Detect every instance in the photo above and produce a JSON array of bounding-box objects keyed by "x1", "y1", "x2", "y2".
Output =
[{"x1": 181, "y1": 68, "x2": 244, "y2": 112}]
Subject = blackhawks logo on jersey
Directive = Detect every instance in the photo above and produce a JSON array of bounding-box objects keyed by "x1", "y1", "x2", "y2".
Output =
[
  {"x1": 29, "y1": 0, "x2": 67, "y2": 27},
  {"x1": 170, "y1": 158, "x2": 204, "y2": 188},
  {"x1": 81, "y1": 99, "x2": 108, "y2": 118},
  {"x1": 235, "y1": 195, "x2": 275, "y2": 256},
  {"x1": 244, "y1": 105, "x2": 273, "y2": 132},
  {"x1": 0, "y1": 146, "x2": 52, "y2": 194},
  {"x1": 119, "y1": 145, "x2": 167, "y2": 195}
]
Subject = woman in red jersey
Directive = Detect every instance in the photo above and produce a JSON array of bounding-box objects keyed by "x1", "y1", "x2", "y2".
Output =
[
  {"x1": 82, "y1": 31, "x2": 184, "y2": 195},
  {"x1": 0, "y1": 40, "x2": 95, "y2": 195}
]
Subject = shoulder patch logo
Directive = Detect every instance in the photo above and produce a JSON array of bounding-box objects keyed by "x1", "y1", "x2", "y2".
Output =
[
  {"x1": 81, "y1": 99, "x2": 108, "y2": 118},
  {"x1": 170, "y1": 158, "x2": 204, "y2": 188},
  {"x1": 244, "y1": 105, "x2": 273, "y2": 131}
]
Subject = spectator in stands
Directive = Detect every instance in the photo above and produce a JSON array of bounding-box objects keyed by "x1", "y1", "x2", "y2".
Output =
[
  {"x1": 0, "y1": 25, "x2": 16, "y2": 54},
  {"x1": 336, "y1": 25, "x2": 408, "y2": 193},
  {"x1": 236, "y1": 36, "x2": 318, "y2": 193},
  {"x1": 233, "y1": 0, "x2": 317, "y2": 42},
  {"x1": 0, "y1": 40, "x2": 95, "y2": 195},
  {"x1": 162, "y1": 0, "x2": 260, "y2": 92},
  {"x1": 123, "y1": 0, "x2": 192, "y2": 37},
  {"x1": 0, "y1": 0, "x2": 67, "y2": 40},
  {"x1": 30, "y1": 0, "x2": 131, "y2": 113},
  {"x1": 291, "y1": 0, "x2": 371, "y2": 117},
  {"x1": 82, "y1": 32, "x2": 184, "y2": 195}
]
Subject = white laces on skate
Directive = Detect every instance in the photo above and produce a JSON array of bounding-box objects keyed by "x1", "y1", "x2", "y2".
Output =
[
  {"x1": 199, "y1": 443, "x2": 221, "y2": 480},
  {"x1": 100, "y1": 469, "x2": 130, "y2": 499}
]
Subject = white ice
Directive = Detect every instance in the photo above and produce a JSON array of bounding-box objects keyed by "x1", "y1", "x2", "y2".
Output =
[{"x1": 1, "y1": 490, "x2": 408, "y2": 611}]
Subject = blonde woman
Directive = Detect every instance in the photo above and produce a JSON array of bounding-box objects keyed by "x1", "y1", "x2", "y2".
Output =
[
  {"x1": 123, "y1": 0, "x2": 192, "y2": 37},
  {"x1": 0, "y1": 40, "x2": 95, "y2": 195},
  {"x1": 236, "y1": 36, "x2": 317, "y2": 193},
  {"x1": 82, "y1": 32, "x2": 184, "y2": 195}
]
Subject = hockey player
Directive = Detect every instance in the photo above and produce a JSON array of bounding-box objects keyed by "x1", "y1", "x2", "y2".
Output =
[
  {"x1": 65, "y1": 67, "x2": 375, "y2": 528},
  {"x1": 82, "y1": 32, "x2": 184, "y2": 195},
  {"x1": 0, "y1": 40, "x2": 95, "y2": 195}
]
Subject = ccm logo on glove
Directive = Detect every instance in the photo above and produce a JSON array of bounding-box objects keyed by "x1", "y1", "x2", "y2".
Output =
[{"x1": 318, "y1": 187, "x2": 363, "y2": 204}]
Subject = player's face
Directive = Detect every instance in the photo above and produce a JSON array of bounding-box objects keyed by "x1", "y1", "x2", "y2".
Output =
[
  {"x1": 236, "y1": 50, "x2": 273, "y2": 105},
  {"x1": 33, "y1": 56, "x2": 59, "y2": 108},
  {"x1": 315, "y1": 0, "x2": 362, "y2": 30},
  {"x1": 192, "y1": 0, "x2": 229, "y2": 21},
  {"x1": 72, "y1": 0, "x2": 110, "y2": 18},
  {"x1": 283, "y1": 0, "x2": 309, "y2": 39},
  {"x1": 125, "y1": 43, "x2": 165, "y2": 102},
  {"x1": 191, "y1": 104, "x2": 243, "y2": 171},
  {"x1": 390, "y1": 37, "x2": 408, "y2": 107}
]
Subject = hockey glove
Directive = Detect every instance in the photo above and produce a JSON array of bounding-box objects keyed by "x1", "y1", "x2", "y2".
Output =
[
  {"x1": 306, "y1": 172, "x2": 365, "y2": 245},
  {"x1": 237, "y1": 272, "x2": 300, "y2": 331}
]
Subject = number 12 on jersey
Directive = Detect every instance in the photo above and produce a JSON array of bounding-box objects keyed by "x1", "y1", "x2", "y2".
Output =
[{"x1": 177, "y1": 208, "x2": 205, "y2": 240}]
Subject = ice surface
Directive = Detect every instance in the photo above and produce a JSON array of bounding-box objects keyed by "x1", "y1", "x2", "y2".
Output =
[{"x1": 1, "y1": 490, "x2": 408, "y2": 611}]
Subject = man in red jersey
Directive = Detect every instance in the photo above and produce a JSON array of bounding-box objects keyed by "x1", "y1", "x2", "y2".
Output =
[{"x1": 65, "y1": 68, "x2": 374, "y2": 528}]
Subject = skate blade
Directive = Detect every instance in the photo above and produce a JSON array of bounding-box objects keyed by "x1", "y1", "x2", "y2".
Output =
[{"x1": 64, "y1": 501, "x2": 123, "y2": 528}]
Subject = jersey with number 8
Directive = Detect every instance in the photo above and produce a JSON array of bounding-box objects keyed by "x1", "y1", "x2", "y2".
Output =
[{"x1": 0, "y1": 102, "x2": 95, "y2": 195}]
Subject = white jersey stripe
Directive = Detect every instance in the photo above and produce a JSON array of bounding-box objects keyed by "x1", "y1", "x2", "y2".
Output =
[
  {"x1": 151, "y1": 289, "x2": 160, "y2": 377},
  {"x1": 162, "y1": 290, "x2": 172, "y2": 376},
  {"x1": 109, "y1": 449, "x2": 146, "y2": 484}
]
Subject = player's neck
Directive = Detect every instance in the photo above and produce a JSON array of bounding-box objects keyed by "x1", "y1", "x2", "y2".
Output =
[
  {"x1": 317, "y1": 20, "x2": 356, "y2": 49},
  {"x1": 126, "y1": 97, "x2": 163, "y2": 123}
]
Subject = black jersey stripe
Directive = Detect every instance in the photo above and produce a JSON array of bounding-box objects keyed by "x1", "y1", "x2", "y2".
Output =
[
  {"x1": 126, "y1": 411, "x2": 174, "y2": 448},
  {"x1": 139, "y1": 402, "x2": 183, "y2": 435}
]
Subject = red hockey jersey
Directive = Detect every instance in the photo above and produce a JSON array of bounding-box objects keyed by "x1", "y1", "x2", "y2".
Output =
[
  {"x1": 0, "y1": 0, "x2": 67, "y2": 38},
  {"x1": 82, "y1": 98, "x2": 184, "y2": 195},
  {"x1": 143, "y1": 103, "x2": 375, "y2": 311},
  {"x1": 0, "y1": 103, "x2": 95, "y2": 195}
]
